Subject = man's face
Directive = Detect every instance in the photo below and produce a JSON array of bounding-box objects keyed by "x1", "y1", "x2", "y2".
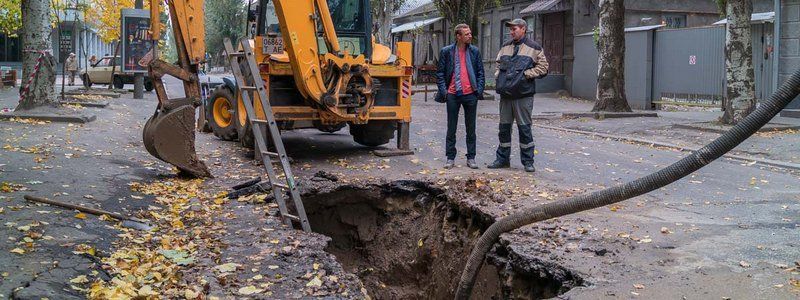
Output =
[
  {"x1": 508, "y1": 25, "x2": 526, "y2": 41},
  {"x1": 457, "y1": 28, "x2": 472, "y2": 45}
]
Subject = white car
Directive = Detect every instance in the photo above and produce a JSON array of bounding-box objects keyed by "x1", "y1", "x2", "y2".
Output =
[{"x1": 80, "y1": 56, "x2": 154, "y2": 90}]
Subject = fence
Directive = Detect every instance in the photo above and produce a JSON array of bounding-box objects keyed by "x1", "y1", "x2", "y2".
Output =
[{"x1": 573, "y1": 22, "x2": 775, "y2": 110}]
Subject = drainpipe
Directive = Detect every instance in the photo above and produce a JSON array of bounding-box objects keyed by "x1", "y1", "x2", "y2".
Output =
[{"x1": 774, "y1": 0, "x2": 781, "y2": 94}]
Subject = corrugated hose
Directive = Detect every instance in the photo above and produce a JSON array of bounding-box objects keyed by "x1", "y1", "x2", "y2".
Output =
[{"x1": 455, "y1": 68, "x2": 800, "y2": 299}]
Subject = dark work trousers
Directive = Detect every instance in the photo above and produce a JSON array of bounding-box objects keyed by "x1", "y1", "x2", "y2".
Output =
[
  {"x1": 495, "y1": 96, "x2": 535, "y2": 165},
  {"x1": 445, "y1": 93, "x2": 478, "y2": 160}
]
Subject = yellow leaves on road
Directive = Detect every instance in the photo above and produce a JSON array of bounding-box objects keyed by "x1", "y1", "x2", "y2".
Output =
[
  {"x1": 10, "y1": 248, "x2": 25, "y2": 254},
  {"x1": 89, "y1": 178, "x2": 225, "y2": 299},
  {"x1": 75, "y1": 212, "x2": 87, "y2": 219},
  {"x1": 0, "y1": 182, "x2": 23, "y2": 193}
]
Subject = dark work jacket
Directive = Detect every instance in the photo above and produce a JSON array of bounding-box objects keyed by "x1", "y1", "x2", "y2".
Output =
[
  {"x1": 495, "y1": 37, "x2": 549, "y2": 99},
  {"x1": 436, "y1": 44, "x2": 485, "y2": 100}
]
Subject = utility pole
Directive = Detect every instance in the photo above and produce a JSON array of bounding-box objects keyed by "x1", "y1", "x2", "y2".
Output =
[{"x1": 133, "y1": 0, "x2": 145, "y2": 99}]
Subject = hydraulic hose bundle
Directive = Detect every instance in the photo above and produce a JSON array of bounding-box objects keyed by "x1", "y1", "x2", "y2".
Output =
[{"x1": 455, "y1": 68, "x2": 800, "y2": 299}]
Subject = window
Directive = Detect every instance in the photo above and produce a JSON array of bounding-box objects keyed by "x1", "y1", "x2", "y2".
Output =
[
  {"x1": 262, "y1": 0, "x2": 368, "y2": 56},
  {"x1": 663, "y1": 14, "x2": 687, "y2": 28},
  {"x1": 481, "y1": 23, "x2": 491, "y2": 60},
  {"x1": 95, "y1": 58, "x2": 110, "y2": 67},
  {"x1": 500, "y1": 19, "x2": 510, "y2": 47}
]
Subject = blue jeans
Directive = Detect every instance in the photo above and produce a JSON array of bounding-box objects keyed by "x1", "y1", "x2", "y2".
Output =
[{"x1": 446, "y1": 93, "x2": 478, "y2": 160}]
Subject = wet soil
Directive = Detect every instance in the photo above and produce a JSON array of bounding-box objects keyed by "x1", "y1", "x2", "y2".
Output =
[{"x1": 302, "y1": 180, "x2": 584, "y2": 299}]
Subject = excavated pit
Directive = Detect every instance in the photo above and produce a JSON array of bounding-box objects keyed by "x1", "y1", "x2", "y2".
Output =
[{"x1": 303, "y1": 180, "x2": 584, "y2": 299}]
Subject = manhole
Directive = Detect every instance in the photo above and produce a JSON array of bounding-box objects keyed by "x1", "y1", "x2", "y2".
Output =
[{"x1": 303, "y1": 180, "x2": 584, "y2": 299}]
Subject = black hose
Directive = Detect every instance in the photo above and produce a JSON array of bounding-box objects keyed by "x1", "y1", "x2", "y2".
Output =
[{"x1": 455, "y1": 68, "x2": 800, "y2": 299}]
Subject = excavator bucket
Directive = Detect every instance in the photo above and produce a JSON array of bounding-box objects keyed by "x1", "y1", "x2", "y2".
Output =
[{"x1": 142, "y1": 104, "x2": 211, "y2": 177}]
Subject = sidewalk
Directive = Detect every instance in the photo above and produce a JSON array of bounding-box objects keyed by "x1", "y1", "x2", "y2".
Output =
[{"x1": 522, "y1": 93, "x2": 800, "y2": 166}]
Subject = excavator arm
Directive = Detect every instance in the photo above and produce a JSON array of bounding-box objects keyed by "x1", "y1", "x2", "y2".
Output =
[
  {"x1": 142, "y1": 0, "x2": 211, "y2": 177},
  {"x1": 273, "y1": 0, "x2": 375, "y2": 123}
]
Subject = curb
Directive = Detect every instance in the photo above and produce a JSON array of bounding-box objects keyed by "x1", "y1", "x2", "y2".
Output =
[
  {"x1": 561, "y1": 111, "x2": 658, "y2": 119},
  {"x1": 60, "y1": 100, "x2": 109, "y2": 108},
  {"x1": 674, "y1": 122, "x2": 800, "y2": 134},
  {"x1": 533, "y1": 124, "x2": 800, "y2": 171},
  {"x1": 0, "y1": 113, "x2": 96, "y2": 123}
]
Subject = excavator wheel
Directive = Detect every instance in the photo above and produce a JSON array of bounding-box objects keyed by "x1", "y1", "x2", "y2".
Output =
[
  {"x1": 142, "y1": 105, "x2": 211, "y2": 177},
  {"x1": 235, "y1": 91, "x2": 255, "y2": 149},
  {"x1": 349, "y1": 120, "x2": 396, "y2": 147},
  {"x1": 208, "y1": 86, "x2": 238, "y2": 141}
]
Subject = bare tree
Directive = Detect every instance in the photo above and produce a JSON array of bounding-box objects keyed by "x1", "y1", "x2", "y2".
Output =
[
  {"x1": 720, "y1": 0, "x2": 755, "y2": 125},
  {"x1": 592, "y1": 0, "x2": 631, "y2": 112},
  {"x1": 432, "y1": 0, "x2": 496, "y2": 34},
  {"x1": 17, "y1": 0, "x2": 57, "y2": 111},
  {"x1": 371, "y1": 0, "x2": 405, "y2": 45}
]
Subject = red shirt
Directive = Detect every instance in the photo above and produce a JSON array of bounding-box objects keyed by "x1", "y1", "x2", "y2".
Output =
[{"x1": 448, "y1": 46, "x2": 474, "y2": 95}]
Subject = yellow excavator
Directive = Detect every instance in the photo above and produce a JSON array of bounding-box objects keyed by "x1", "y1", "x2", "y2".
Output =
[{"x1": 143, "y1": 0, "x2": 413, "y2": 177}]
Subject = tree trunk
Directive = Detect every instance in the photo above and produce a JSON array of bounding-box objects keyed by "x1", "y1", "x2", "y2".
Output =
[
  {"x1": 17, "y1": 0, "x2": 57, "y2": 111},
  {"x1": 721, "y1": 0, "x2": 755, "y2": 125},
  {"x1": 593, "y1": 0, "x2": 631, "y2": 112}
]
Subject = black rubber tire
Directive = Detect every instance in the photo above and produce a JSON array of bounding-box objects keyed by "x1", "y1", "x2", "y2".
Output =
[
  {"x1": 349, "y1": 120, "x2": 397, "y2": 147},
  {"x1": 208, "y1": 86, "x2": 238, "y2": 141},
  {"x1": 82, "y1": 74, "x2": 92, "y2": 88},
  {"x1": 234, "y1": 92, "x2": 255, "y2": 149},
  {"x1": 144, "y1": 80, "x2": 154, "y2": 92},
  {"x1": 113, "y1": 76, "x2": 124, "y2": 89},
  {"x1": 313, "y1": 120, "x2": 347, "y2": 133}
]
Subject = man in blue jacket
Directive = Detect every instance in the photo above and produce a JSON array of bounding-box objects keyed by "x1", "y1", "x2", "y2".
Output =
[{"x1": 436, "y1": 24, "x2": 485, "y2": 169}]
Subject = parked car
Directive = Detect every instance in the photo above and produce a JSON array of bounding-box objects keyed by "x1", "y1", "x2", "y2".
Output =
[{"x1": 80, "y1": 56, "x2": 154, "y2": 90}]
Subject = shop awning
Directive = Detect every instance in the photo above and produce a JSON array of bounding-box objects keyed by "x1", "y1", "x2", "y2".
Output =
[
  {"x1": 520, "y1": 0, "x2": 569, "y2": 15},
  {"x1": 391, "y1": 17, "x2": 443, "y2": 34}
]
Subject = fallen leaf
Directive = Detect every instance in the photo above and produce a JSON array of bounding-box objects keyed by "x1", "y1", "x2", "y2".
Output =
[
  {"x1": 306, "y1": 276, "x2": 323, "y2": 287},
  {"x1": 70, "y1": 275, "x2": 89, "y2": 284},
  {"x1": 159, "y1": 249, "x2": 195, "y2": 266},
  {"x1": 740, "y1": 261, "x2": 751, "y2": 268},
  {"x1": 238, "y1": 285, "x2": 264, "y2": 295},
  {"x1": 184, "y1": 288, "x2": 200, "y2": 299},
  {"x1": 633, "y1": 283, "x2": 645, "y2": 289},
  {"x1": 660, "y1": 227, "x2": 671, "y2": 234},
  {"x1": 214, "y1": 263, "x2": 241, "y2": 273},
  {"x1": 75, "y1": 212, "x2": 87, "y2": 219},
  {"x1": 10, "y1": 248, "x2": 25, "y2": 254}
]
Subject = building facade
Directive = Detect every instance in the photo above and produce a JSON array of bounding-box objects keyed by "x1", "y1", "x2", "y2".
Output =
[
  {"x1": 0, "y1": 9, "x2": 114, "y2": 75},
  {"x1": 393, "y1": 0, "x2": 774, "y2": 93}
]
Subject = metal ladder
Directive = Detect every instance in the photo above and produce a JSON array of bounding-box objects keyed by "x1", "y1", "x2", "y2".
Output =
[{"x1": 223, "y1": 38, "x2": 311, "y2": 232}]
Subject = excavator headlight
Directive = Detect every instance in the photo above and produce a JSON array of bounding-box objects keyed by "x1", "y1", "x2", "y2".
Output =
[{"x1": 404, "y1": 66, "x2": 414, "y2": 76}]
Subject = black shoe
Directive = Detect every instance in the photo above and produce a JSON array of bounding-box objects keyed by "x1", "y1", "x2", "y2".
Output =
[
  {"x1": 487, "y1": 160, "x2": 510, "y2": 169},
  {"x1": 524, "y1": 164, "x2": 536, "y2": 172}
]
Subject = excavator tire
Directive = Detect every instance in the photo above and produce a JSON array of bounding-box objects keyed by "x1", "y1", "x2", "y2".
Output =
[
  {"x1": 208, "y1": 86, "x2": 237, "y2": 141},
  {"x1": 349, "y1": 120, "x2": 396, "y2": 147},
  {"x1": 313, "y1": 120, "x2": 347, "y2": 133}
]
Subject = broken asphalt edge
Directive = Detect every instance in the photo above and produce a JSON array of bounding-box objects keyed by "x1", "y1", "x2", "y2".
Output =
[{"x1": 534, "y1": 124, "x2": 800, "y2": 171}]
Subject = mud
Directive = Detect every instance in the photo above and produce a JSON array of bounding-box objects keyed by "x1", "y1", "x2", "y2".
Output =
[{"x1": 302, "y1": 180, "x2": 584, "y2": 299}]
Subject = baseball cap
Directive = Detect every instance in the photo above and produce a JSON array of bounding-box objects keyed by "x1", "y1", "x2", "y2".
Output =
[{"x1": 505, "y1": 19, "x2": 527, "y2": 28}]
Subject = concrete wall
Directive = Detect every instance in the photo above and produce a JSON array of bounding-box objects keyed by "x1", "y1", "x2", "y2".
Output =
[{"x1": 779, "y1": 0, "x2": 800, "y2": 108}]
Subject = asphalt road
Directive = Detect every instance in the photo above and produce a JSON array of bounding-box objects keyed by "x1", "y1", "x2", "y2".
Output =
[{"x1": 0, "y1": 76, "x2": 797, "y2": 298}]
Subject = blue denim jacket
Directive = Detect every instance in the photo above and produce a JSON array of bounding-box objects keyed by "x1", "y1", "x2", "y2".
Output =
[{"x1": 435, "y1": 44, "x2": 485, "y2": 99}]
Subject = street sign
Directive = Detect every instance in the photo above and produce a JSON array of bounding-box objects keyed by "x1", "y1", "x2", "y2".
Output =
[
  {"x1": 689, "y1": 55, "x2": 697, "y2": 65},
  {"x1": 58, "y1": 26, "x2": 73, "y2": 63},
  {"x1": 120, "y1": 9, "x2": 155, "y2": 73}
]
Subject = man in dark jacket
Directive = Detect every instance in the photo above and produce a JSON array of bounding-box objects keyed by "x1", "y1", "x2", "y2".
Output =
[
  {"x1": 436, "y1": 24, "x2": 485, "y2": 170},
  {"x1": 488, "y1": 19, "x2": 548, "y2": 172}
]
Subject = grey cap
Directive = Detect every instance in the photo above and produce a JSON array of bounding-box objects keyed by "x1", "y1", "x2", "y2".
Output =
[{"x1": 505, "y1": 18, "x2": 527, "y2": 28}]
